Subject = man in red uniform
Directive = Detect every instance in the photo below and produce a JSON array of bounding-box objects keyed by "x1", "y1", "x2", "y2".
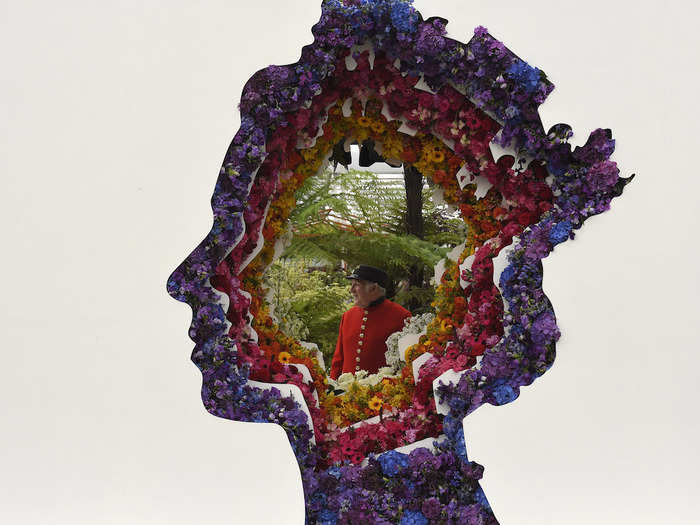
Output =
[{"x1": 330, "y1": 265, "x2": 411, "y2": 379}]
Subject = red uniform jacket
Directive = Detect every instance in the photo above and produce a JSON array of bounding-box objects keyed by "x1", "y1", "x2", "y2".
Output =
[{"x1": 330, "y1": 298, "x2": 411, "y2": 379}]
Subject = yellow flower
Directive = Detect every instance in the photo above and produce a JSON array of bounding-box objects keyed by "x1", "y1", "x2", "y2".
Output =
[
  {"x1": 357, "y1": 116, "x2": 372, "y2": 127},
  {"x1": 431, "y1": 150, "x2": 445, "y2": 163},
  {"x1": 370, "y1": 121, "x2": 385, "y2": 134},
  {"x1": 368, "y1": 395, "x2": 383, "y2": 411},
  {"x1": 278, "y1": 351, "x2": 292, "y2": 364}
]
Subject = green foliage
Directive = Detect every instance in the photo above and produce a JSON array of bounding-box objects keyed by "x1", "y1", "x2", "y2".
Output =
[
  {"x1": 265, "y1": 258, "x2": 351, "y2": 366},
  {"x1": 285, "y1": 168, "x2": 464, "y2": 308},
  {"x1": 262, "y1": 166, "x2": 468, "y2": 369}
]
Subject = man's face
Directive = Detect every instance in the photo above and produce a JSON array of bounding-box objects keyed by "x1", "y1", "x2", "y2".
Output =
[{"x1": 350, "y1": 279, "x2": 376, "y2": 308}]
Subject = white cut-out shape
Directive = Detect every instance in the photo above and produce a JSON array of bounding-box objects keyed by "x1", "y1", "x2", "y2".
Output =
[
  {"x1": 433, "y1": 368, "x2": 467, "y2": 416},
  {"x1": 393, "y1": 58, "x2": 401, "y2": 69},
  {"x1": 413, "y1": 75, "x2": 437, "y2": 94},
  {"x1": 244, "y1": 325, "x2": 259, "y2": 344},
  {"x1": 397, "y1": 122, "x2": 418, "y2": 136},
  {"x1": 392, "y1": 434, "x2": 446, "y2": 455},
  {"x1": 447, "y1": 241, "x2": 465, "y2": 263},
  {"x1": 373, "y1": 140, "x2": 384, "y2": 157},
  {"x1": 348, "y1": 41, "x2": 376, "y2": 69},
  {"x1": 288, "y1": 362, "x2": 318, "y2": 407},
  {"x1": 239, "y1": 289, "x2": 254, "y2": 324},
  {"x1": 412, "y1": 352, "x2": 433, "y2": 384},
  {"x1": 310, "y1": 114, "x2": 328, "y2": 143},
  {"x1": 455, "y1": 164, "x2": 471, "y2": 190},
  {"x1": 380, "y1": 102, "x2": 396, "y2": 122},
  {"x1": 345, "y1": 53, "x2": 358, "y2": 71},
  {"x1": 432, "y1": 186, "x2": 446, "y2": 207},
  {"x1": 474, "y1": 176, "x2": 493, "y2": 199},
  {"x1": 360, "y1": 435, "x2": 446, "y2": 468},
  {"x1": 342, "y1": 97, "x2": 353, "y2": 117},
  {"x1": 438, "y1": 135, "x2": 456, "y2": 151},
  {"x1": 238, "y1": 201, "x2": 271, "y2": 273},
  {"x1": 488, "y1": 129, "x2": 512, "y2": 162},
  {"x1": 207, "y1": 277, "x2": 231, "y2": 318},
  {"x1": 348, "y1": 414, "x2": 381, "y2": 430},
  {"x1": 290, "y1": 362, "x2": 314, "y2": 386},
  {"x1": 434, "y1": 257, "x2": 447, "y2": 286},
  {"x1": 313, "y1": 152, "x2": 333, "y2": 179},
  {"x1": 272, "y1": 229, "x2": 292, "y2": 263},
  {"x1": 300, "y1": 341, "x2": 325, "y2": 371},
  {"x1": 491, "y1": 237, "x2": 515, "y2": 295},
  {"x1": 398, "y1": 332, "x2": 422, "y2": 362},
  {"x1": 459, "y1": 253, "x2": 475, "y2": 288},
  {"x1": 431, "y1": 186, "x2": 457, "y2": 214},
  {"x1": 296, "y1": 134, "x2": 317, "y2": 150},
  {"x1": 489, "y1": 130, "x2": 536, "y2": 171},
  {"x1": 247, "y1": 380, "x2": 315, "y2": 444}
]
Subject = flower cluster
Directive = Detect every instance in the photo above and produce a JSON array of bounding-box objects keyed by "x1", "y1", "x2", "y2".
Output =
[
  {"x1": 168, "y1": 0, "x2": 631, "y2": 522},
  {"x1": 323, "y1": 370, "x2": 413, "y2": 429},
  {"x1": 385, "y1": 312, "x2": 435, "y2": 368}
]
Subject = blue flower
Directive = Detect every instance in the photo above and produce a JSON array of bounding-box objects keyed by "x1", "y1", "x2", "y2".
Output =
[
  {"x1": 549, "y1": 220, "x2": 572, "y2": 245},
  {"x1": 317, "y1": 508, "x2": 338, "y2": 525},
  {"x1": 390, "y1": 2, "x2": 418, "y2": 33},
  {"x1": 474, "y1": 487, "x2": 492, "y2": 511},
  {"x1": 378, "y1": 450, "x2": 409, "y2": 476},
  {"x1": 400, "y1": 510, "x2": 429, "y2": 525},
  {"x1": 499, "y1": 264, "x2": 516, "y2": 294},
  {"x1": 327, "y1": 466, "x2": 342, "y2": 479},
  {"x1": 506, "y1": 61, "x2": 541, "y2": 94},
  {"x1": 492, "y1": 382, "x2": 517, "y2": 405}
]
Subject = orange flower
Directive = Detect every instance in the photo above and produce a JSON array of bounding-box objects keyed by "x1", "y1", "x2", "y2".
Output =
[
  {"x1": 433, "y1": 169, "x2": 447, "y2": 183},
  {"x1": 278, "y1": 351, "x2": 292, "y2": 364},
  {"x1": 368, "y1": 396, "x2": 383, "y2": 411}
]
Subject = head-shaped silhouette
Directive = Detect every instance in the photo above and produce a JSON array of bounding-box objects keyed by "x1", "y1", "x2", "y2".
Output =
[{"x1": 167, "y1": 1, "x2": 631, "y2": 522}]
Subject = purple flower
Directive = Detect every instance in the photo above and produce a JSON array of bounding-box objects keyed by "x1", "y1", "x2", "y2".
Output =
[
  {"x1": 474, "y1": 25, "x2": 488, "y2": 37},
  {"x1": 421, "y1": 497, "x2": 443, "y2": 519},
  {"x1": 416, "y1": 21, "x2": 446, "y2": 55},
  {"x1": 531, "y1": 311, "x2": 561, "y2": 346}
]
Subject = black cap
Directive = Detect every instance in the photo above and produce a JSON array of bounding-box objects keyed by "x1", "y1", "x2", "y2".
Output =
[{"x1": 346, "y1": 265, "x2": 388, "y2": 288}]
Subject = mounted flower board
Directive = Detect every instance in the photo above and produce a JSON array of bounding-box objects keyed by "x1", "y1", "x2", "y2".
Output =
[{"x1": 167, "y1": 1, "x2": 632, "y2": 522}]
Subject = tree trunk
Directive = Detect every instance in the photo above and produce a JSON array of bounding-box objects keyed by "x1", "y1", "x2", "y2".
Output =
[
  {"x1": 403, "y1": 165, "x2": 425, "y2": 310},
  {"x1": 403, "y1": 165, "x2": 424, "y2": 239}
]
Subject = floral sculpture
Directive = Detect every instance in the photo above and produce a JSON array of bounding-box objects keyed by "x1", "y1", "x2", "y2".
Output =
[{"x1": 167, "y1": 0, "x2": 632, "y2": 523}]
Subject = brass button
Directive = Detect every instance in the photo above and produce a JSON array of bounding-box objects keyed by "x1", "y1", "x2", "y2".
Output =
[
  {"x1": 359, "y1": 333, "x2": 364, "y2": 339},
  {"x1": 356, "y1": 357, "x2": 361, "y2": 362},
  {"x1": 356, "y1": 348, "x2": 361, "y2": 353}
]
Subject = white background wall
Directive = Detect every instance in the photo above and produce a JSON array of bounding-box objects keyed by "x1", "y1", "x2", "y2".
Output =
[{"x1": 2, "y1": 0, "x2": 699, "y2": 523}]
